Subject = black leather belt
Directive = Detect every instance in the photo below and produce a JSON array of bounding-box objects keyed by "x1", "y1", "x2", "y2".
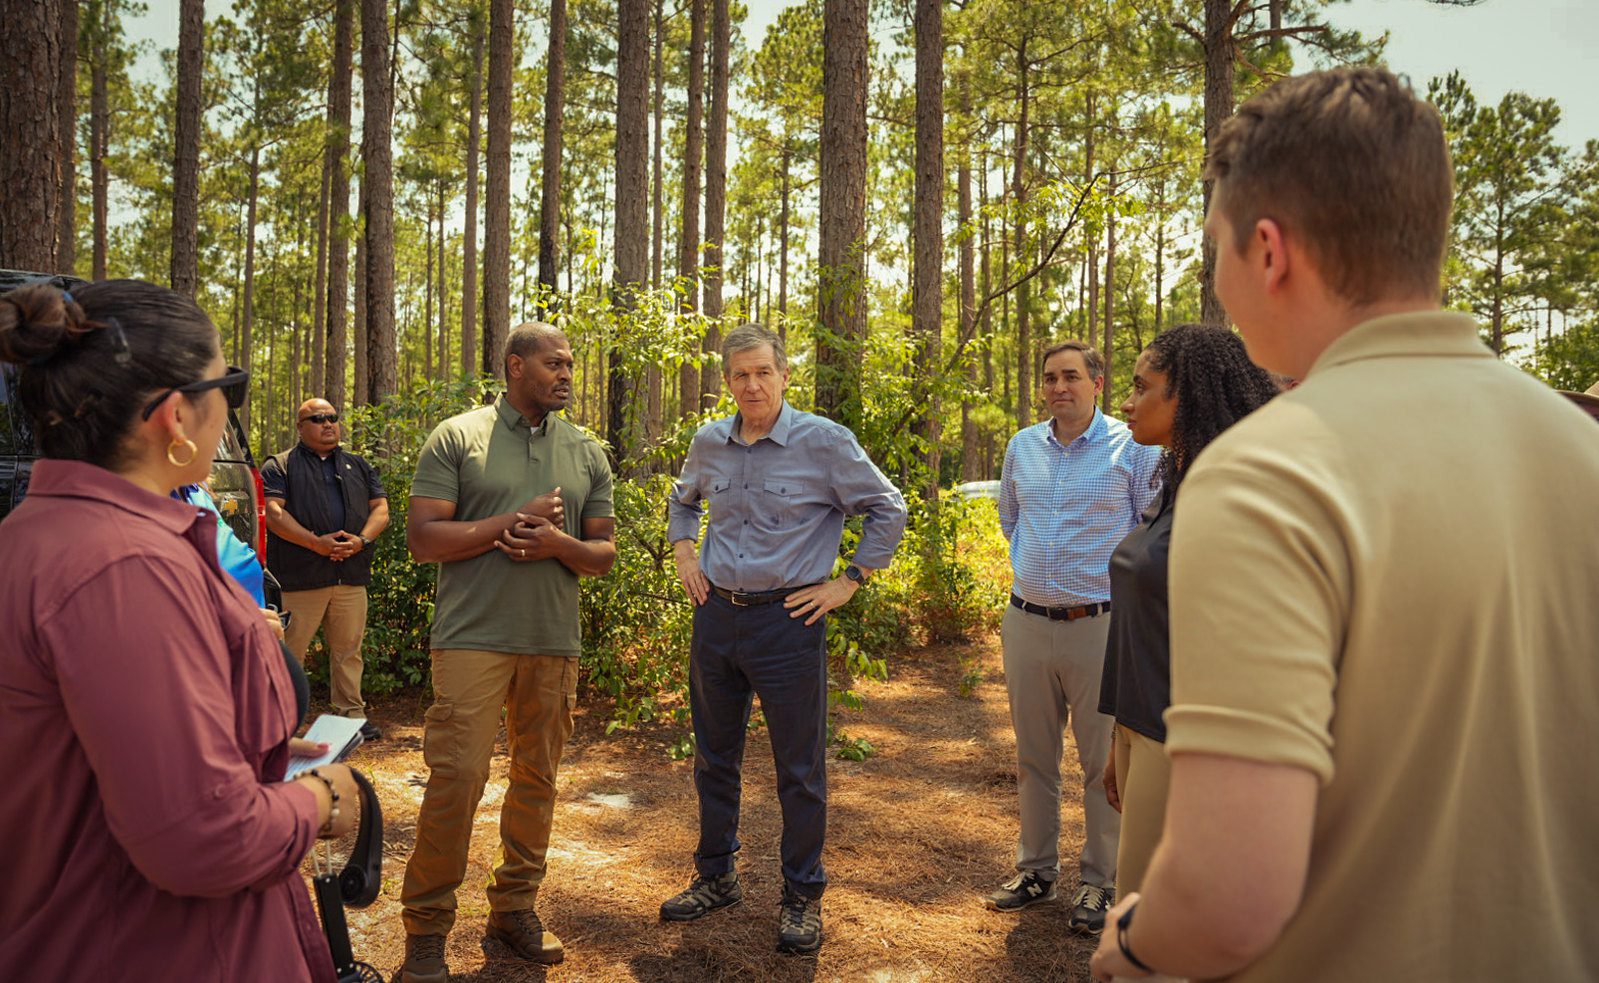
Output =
[
  {"x1": 712, "y1": 584, "x2": 813, "y2": 607},
  {"x1": 1010, "y1": 594, "x2": 1111, "y2": 621}
]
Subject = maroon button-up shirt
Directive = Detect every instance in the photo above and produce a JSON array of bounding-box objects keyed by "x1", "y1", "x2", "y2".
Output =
[{"x1": 0, "y1": 460, "x2": 334, "y2": 982}]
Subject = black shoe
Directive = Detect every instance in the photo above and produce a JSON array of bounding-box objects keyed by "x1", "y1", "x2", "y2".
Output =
[
  {"x1": 1067, "y1": 882, "x2": 1115, "y2": 934},
  {"x1": 359, "y1": 720, "x2": 383, "y2": 742},
  {"x1": 986, "y1": 870, "x2": 1057, "y2": 911},
  {"x1": 659, "y1": 872, "x2": 743, "y2": 922},
  {"x1": 776, "y1": 889, "x2": 822, "y2": 955}
]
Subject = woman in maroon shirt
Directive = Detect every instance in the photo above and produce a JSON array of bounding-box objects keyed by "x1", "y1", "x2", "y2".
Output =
[{"x1": 0, "y1": 280, "x2": 358, "y2": 981}]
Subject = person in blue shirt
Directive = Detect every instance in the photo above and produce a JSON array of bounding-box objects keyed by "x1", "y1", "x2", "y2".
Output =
[
  {"x1": 660, "y1": 323, "x2": 907, "y2": 955},
  {"x1": 988, "y1": 340, "x2": 1161, "y2": 935}
]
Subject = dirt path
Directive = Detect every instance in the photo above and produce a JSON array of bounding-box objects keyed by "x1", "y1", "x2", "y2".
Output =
[{"x1": 321, "y1": 635, "x2": 1100, "y2": 981}]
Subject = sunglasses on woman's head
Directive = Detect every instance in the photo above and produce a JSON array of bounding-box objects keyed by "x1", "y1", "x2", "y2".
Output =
[{"x1": 140, "y1": 366, "x2": 251, "y2": 420}]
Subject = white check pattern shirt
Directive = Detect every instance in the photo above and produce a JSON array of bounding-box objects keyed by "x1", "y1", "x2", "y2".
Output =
[{"x1": 999, "y1": 410, "x2": 1162, "y2": 607}]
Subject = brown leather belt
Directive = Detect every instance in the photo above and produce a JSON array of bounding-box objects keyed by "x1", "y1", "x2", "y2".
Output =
[
  {"x1": 1010, "y1": 593, "x2": 1111, "y2": 621},
  {"x1": 711, "y1": 584, "x2": 813, "y2": 607}
]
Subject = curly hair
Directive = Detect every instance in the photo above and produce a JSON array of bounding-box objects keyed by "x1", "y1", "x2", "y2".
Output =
[{"x1": 1144, "y1": 323, "x2": 1280, "y2": 493}]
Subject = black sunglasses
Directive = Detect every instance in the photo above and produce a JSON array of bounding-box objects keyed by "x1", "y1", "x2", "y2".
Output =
[
  {"x1": 140, "y1": 366, "x2": 250, "y2": 420},
  {"x1": 300, "y1": 412, "x2": 340, "y2": 425}
]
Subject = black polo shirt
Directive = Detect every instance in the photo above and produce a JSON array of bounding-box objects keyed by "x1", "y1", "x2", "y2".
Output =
[{"x1": 1097, "y1": 488, "x2": 1174, "y2": 742}]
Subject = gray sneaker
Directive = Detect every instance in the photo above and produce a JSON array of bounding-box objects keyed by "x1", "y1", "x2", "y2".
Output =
[
  {"x1": 986, "y1": 870, "x2": 1057, "y2": 911},
  {"x1": 659, "y1": 871, "x2": 743, "y2": 922},
  {"x1": 397, "y1": 933, "x2": 448, "y2": 983},
  {"x1": 1067, "y1": 882, "x2": 1115, "y2": 934}
]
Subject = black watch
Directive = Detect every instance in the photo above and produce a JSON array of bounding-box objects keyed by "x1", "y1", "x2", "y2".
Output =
[
  {"x1": 1117, "y1": 901, "x2": 1155, "y2": 974},
  {"x1": 357, "y1": 534, "x2": 370, "y2": 550},
  {"x1": 844, "y1": 564, "x2": 868, "y2": 585}
]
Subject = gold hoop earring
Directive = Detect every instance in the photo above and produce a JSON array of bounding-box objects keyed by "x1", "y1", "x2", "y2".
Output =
[{"x1": 166, "y1": 438, "x2": 199, "y2": 468}]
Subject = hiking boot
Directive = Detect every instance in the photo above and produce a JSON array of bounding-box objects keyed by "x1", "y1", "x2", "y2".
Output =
[
  {"x1": 397, "y1": 933, "x2": 448, "y2": 983},
  {"x1": 659, "y1": 871, "x2": 744, "y2": 922},
  {"x1": 1068, "y1": 882, "x2": 1115, "y2": 934},
  {"x1": 485, "y1": 908, "x2": 564, "y2": 965},
  {"x1": 358, "y1": 719, "x2": 384, "y2": 742},
  {"x1": 986, "y1": 870, "x2": 1057, "y2": 911},
  {"x1": 776, "y1": 889, "x2": 823, "y2": 955}
]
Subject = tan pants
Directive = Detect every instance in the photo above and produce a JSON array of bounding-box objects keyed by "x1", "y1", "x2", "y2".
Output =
[
  {"x1": 1112, "y1": 723, "x2": 1172, "y2": 897},
  {"x1": 282, "y1": 585, "x2": 368, "y2": 717},
  {"x1": 401, "y1": 649, "x2": 579, "y2": 937},
  {"x1": 1001, "y1": 603, "x2": 1119, "y2": 887}
]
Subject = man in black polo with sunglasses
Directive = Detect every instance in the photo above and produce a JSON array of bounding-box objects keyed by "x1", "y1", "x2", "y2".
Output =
[{"x1": 262, "y1": 398, "x2": 389, "y2": 739}]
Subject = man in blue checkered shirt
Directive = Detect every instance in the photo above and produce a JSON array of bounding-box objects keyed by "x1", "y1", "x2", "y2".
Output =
[{"x1": 987, "y1": 339, "x2": 1161, "y2": 935}]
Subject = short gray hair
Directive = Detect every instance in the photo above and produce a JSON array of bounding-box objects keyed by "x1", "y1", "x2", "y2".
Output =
[{"x1": 720, "y1": 322, "x2": 787, "y2": 375}]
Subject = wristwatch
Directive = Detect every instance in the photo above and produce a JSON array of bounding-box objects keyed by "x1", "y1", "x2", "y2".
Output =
[
  {"x1": 1117, "y1": 901, "x2": 1155, "y2": 974},
  {"x1": 356, "y1": 534, "x2": 371, "y2": 550},
  {"x1": 844, "y1": 564, "x2": 869, "y2": 586}
]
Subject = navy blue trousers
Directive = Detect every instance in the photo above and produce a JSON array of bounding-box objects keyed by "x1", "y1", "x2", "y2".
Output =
[{"x1": 690, "y1": 591, "x2": 829, "y2": 898}]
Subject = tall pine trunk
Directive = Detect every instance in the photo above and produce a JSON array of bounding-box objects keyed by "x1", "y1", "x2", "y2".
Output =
[
  {"x1": 699, "y1": 0, "x2": 730, "y2": 406},
  {"x1": 1011, "y1": 45, "x2": 1031, "y2": 431},
  {"x1": 362, "y1": 0, "x2": 397, "y2": 402},
  {"x1": 0, "y1": 0, "x2": 62, "y2": 270},
  {"x1": 645, "y1": 0, "x2": 664, "y2": 445},
  {"x1": 90, "y1": 0, "x2": 109, "y2": 279},
  {"x1": 676, "y1": 0, "x2": 705, "y2": 418},
  {"x1": 1200, "y1": 0, "x2": 1234, "y2": 326},
  {"x1": 537, "y1": 0, "x2": 565, "y2": 298},
  {"x1": 57, "y1": 0, "x2": 78, "y2": 273},
  {"x1": 325, "y1": 0, "x2": 353, "y2": 407},
  {"x1": 311, "y1": 154, "x2": 330, "y2": 396},
  {"x1": 352, "y1": 175, "x2": 368, "y2": 403},
  {"x1": 611, "y1": 0, "x2": 649, "y2": 463},
  {"x1": 240, "y1": 147, "x2": 260, "y2": 429},
  {"x1": 1102, "y1": 163, "x2": 1116, "y2": 411},
  {"x1": 958, "y1": 79, "x2": 978, "y2": 481},
  {"x1": 482, "y1": 0, "x2": 512, "y2": 374},
  {"x1": 463, "y1": 7, "x2": 483, "y2": 375},
  {"x1": 170, "y1": 0, "x2": 203, "y2": 296},
  {"x1": 913, "y1": 0, "x2": 943, "y2": 500},
  {"x1": 816, "y1": 0, "x2": 869, "y2": 429}
]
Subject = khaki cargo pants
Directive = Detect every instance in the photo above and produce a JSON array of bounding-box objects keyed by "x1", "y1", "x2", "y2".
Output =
[
  {"x1": 400, "y1": 649, "x2": 579, "y2": 937},
  {"x1": 282, "y1": 585, "x2": 368, "y2": 717}
]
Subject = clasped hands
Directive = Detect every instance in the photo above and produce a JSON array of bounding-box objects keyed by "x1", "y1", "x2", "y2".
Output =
[
  {"x1": 496, "y1": 486, "x2": 566, "y2": 562},
  {"x1": 313, "y1": 530, "x2": 363, "y2": 561}
]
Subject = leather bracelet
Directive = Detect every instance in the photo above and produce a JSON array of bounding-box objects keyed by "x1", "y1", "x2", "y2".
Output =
[
  {"x1": 1117, "y1": 901, "x2": 1156, "y2": 974},
  {"x1": 304, "y1": 767, "x2": 340, "y2": 837}
]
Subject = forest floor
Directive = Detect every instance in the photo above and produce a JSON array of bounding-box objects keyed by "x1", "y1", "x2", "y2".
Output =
[{"x1": 314, "y1": 633, "x2": 1102, "y2": 982}]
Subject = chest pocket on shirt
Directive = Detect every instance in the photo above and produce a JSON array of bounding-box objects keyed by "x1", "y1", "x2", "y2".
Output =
[
  {"x1": 709, "y1": 477, "x2": 733, "y2": 498},
  {"x1": 761, "y1": 478, "x2": 804, "y2": 527}
]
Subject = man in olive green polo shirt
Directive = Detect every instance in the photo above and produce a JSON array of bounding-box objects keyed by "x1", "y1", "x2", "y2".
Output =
[
  {"x1": 1090, "y1": 68, "x2": 1599, "y2": 982},
  {"x1": 397, "y1": 322, "x2": 615, "y2": 982}
]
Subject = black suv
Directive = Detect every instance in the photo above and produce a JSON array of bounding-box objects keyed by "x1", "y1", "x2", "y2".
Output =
[{"x1": 0, "y1": 270, "x2": 268, "y2": 560}]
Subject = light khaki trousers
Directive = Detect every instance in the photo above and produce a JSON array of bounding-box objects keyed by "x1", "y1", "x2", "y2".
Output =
[
  {"x1": 1112, "y1": 723, "x2": 1172, "y2": 897},
  {"x1": 1001, "y1": 603, "x2": 1119, "y2": 887},
  {"x1": 282, "y1": 585, "x2": 368, "y2": 717},
  {"x1": 401, "y1": 649, "x2": 578, "y2": 937}
]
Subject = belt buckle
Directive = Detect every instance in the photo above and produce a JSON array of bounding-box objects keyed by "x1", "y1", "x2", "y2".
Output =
[{"x1": 729, "y1": 591, "x2": 751, "y2": 607}]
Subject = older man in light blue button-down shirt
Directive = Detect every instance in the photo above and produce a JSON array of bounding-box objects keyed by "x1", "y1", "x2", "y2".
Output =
[{"x1": 659, "y1": 323, "x2": 905, "y2": 954}]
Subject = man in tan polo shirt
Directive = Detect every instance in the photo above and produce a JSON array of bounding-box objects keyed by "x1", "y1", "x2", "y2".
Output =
[{"x1": 1091, "y1": 68, "x2": 1599, "y2": 982}]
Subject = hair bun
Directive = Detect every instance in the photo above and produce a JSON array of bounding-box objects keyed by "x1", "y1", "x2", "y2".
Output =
[{"x1": 0, "y1": 283, "x2": 93, "y2": 367}]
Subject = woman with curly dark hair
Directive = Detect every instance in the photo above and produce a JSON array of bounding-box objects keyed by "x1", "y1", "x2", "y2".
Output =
[{"x1": 1095, "y1": 323, "x2": 1279, "y2": 904}]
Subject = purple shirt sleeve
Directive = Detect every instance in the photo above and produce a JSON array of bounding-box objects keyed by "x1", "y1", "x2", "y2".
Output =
[{"x1": 43, "y1": 555, "x2": 320, "y2": 898}]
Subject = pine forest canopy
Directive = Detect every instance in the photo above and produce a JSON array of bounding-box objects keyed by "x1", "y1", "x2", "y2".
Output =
[{"x1": 2, "y1": 0, "x2": 1594, "y2": 481}]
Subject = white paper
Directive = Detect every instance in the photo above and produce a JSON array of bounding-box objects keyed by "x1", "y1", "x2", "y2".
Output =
[{"x1": 283, "y1": 714, "x2": 365, "y2": 781}]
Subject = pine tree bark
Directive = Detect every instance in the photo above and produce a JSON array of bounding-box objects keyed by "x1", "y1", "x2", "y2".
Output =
[
  {"x1": 463, "y1": 7, "x2": 483, "y2": 376},
  {"x1": 439, "y1": 183, "x2": 450, "y2": 382},
  {"x1": 537, "y1": 0, "x2": 565, "y2": 297},
  {"x1": 483, "y1": 0, "x2": 513, "y2": 374},
  {"x1": 325, "y1": 0, "x2": 353, "y2": 407},
  {"x1": 0, "y1": 0, "x2": 62, "y2": 271},
  {"x1": 362, "y1": 0, "x2": 397, "y2": 403},
  {"x1": 913, "y1": 0, "x2": 943, "y2": 500},
  {"x1": 89, "y1": 0, "x2": 109, "y2": 280},
  {"x1": 240, "y1": 147, "x2": 260, "y2": 429},
  {"x1": 1011, "y1": 44, "x2": 1031, "y2": 432},
  {"x1": 611, "y1": 0, "x2": 650, "y2": 464},
  {"x1": 699, "y1": 0, "x2": 730, "y2": 407},
  {"x1": 1102, "y1": 165, "x2": 1117, "y2": 411},
  {"x1": 646, "y1": 0, "x2": 664, "y2": 444},
  {"x1": 958, "y1": 80, "x2": 979, "y2": 482},
  {"x1": 352, "y1": 175, "x2": 368, "y2": 403},
  {"x1": 816, "y1": 0, "x2": 869, "y2": 429},
  {"x1": 676, "y1": 0, "x2": 705, "y2": 419},
  {"x1": 777, "y1": 146, "x2": 790, "y2": 339},
  {"x1": 170, "y1": 0, "x2": 203, "y2": 296},
  {"x1": 311, "y1": 154, "x2": 330, "y2": 397},
  {"x1": 1200, "y1": 0, "x2": 1234, "y2": 326},
  {"x1": 57, "y1": 0, "x2": 78, "y2": 274},
  {"x1": 1084, "y1": 89, "x2": 1097, "y2": 346}
]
